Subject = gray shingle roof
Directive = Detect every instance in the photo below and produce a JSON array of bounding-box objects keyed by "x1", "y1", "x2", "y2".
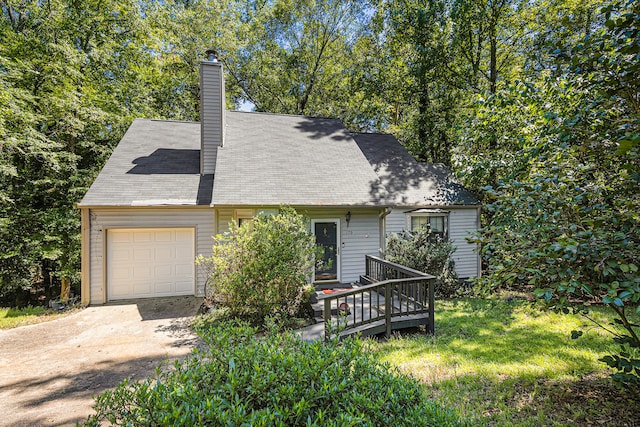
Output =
[
  {"x1": 212, "y1": 112, "x2": 382, "y2": 206},
  {"x1": 79, "y1": 113, "x2": 478, "y2": 207},
  {"x1": 79, "y1": 119, "x2": 208, "y2": 206},
  {"x1": 352, "y1": 133, "x2": 479, "y2": 206}
]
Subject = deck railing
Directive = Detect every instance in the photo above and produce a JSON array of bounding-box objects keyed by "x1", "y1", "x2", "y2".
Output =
[{"x1": 318, "y1": 255, "x2": 435, "y2": 339}]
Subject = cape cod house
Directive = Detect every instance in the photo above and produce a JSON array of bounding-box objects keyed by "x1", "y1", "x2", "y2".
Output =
[{"x1": 78, "y1": 51, "x2": 480, "y2": 305}]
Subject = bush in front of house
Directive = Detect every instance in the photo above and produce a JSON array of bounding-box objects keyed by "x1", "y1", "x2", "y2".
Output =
[
  {"x1": 84, "y1": 321, "x2": 468, "y2": 427},
  {"x1": 197, "y1": 207, "x2": 316, "y2": 324},
  {"x1": 386, "y1": 228, "x2": 460, "y2": 297}
]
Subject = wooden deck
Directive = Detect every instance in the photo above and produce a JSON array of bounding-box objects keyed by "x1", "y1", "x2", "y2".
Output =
[{"x1": 316, "y1": 255, "x2": 435, "y2": 340}]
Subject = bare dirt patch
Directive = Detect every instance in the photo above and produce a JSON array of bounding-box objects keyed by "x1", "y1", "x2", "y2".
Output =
[{"x1": 0, "y1": 297, "x2": 202, "y2": 426}]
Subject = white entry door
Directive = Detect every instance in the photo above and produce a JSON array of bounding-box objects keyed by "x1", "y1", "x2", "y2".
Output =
[
  {"x1": 312, "y1": 219, "x2": 340, "y2": 282},
  {"x1": 107, "y1": 228, "x2": 195, "y2": 300}
]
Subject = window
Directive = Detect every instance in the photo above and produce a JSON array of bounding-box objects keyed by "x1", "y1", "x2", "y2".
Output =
[
  {"x1": 237, "y1": 217, "x2": 252, "y2": 227},
  {"x1": 234, "y1": 208, "x2": 254, "y2": 227},
  {"x1": 406, "y1": 209, "x2": 449, "y2": 238},
  {"x1": 234, "y1": 209, "x2": 278, "y2": 227}
]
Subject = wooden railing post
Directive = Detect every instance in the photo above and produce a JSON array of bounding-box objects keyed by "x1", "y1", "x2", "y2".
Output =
[
  {"x1": 324, "y1": 298, "x2": 331, "y2": 342},
  {"x1": 385, "y1": 281, "x2": 392, "y2": 338},
  {"x1": 427, "y1": 279, "x2": 435, "y2": 334},
  {"x1": 365, "y1": 255, "x2": 371, "y2": 278}
]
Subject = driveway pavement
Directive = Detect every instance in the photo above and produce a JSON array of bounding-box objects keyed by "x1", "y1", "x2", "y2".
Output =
[{"x1": 0, "y1": 297, "x2": 202, "y2": 426}]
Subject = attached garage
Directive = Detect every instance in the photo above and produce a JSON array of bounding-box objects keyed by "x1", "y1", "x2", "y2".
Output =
[{"x1": 106, "y1": 228, "x2": 195, "y2": 301}]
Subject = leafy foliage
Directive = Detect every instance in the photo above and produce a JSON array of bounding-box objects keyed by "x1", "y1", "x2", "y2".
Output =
[
  {"x1": 84, "y1": 320, "x2": 468, "y2": 426},
  {"x1": 455, "y1": 0, "x2": 640, "y2": 388},
  {"x1": 386, "y1": 228, "x2": 460, "y2": 297},
  {"x1": 0, "y1": 0, "x2": 157, "y2": 305},
  {"x1": 197, "y1": 208, "x2": 316, "y2": 323}
]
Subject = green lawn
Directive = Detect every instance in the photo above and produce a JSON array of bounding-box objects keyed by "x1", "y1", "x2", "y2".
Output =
[
  {"x1": 374, "y1": 297, "x2": 639, "y2": 426},
  {"x1": 0, "y1": 306, "x2": 79, "y2": 329}
]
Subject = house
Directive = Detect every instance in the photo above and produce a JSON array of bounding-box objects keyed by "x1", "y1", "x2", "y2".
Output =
[{"x1": 78, "y1": 51, "x2": 480, "y2": 305}]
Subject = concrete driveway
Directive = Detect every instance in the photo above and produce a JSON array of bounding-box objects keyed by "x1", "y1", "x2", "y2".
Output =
[{"x1": 0, "y1": 297, "x2": 202, "y2": 426}]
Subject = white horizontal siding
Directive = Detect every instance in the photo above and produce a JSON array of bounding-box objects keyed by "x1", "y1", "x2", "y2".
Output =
[
  {"x1": 385, "y1": 209, "x2": 406, "y2": 234},
  {"x1": 387, "y1": 208, "x2": 479, "y2": 278},
  {"x1": 448, "y1": 209, "x2": 480, "y2": 278},
  {"x1": 215, "y1": 207, "x2": 382, "y2": 284},
  {"x1": 88, "y1": 207, "x2": 215, "y2": 304},
  {"x1": 303, "y1": 208, "x2": 380, "y2": 284}
]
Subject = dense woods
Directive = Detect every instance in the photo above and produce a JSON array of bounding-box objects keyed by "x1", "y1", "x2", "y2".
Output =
[{"x1": 1, "y1": 0, "x2": 638, "y2": 382}]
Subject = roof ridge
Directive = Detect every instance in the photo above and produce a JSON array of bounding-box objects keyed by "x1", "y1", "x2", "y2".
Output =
[
  {"x1": 226, "y1": 110, "x2": 340, "y2": 121},
  {"x1": 144, "y1": 118, "x2": 198, "y2": 124},
  {"x1": 350, "y1": 131, "x2": 395, "y2": 136}
]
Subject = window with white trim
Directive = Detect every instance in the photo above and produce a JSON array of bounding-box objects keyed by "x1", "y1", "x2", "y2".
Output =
[{"x1": 406, "y1": 209, "x2": 449, "y2": 238}]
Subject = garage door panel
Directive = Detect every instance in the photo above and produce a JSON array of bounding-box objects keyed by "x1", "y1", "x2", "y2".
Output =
[
  {"x1": 110, "y1": 232, "x2": 132, "y2": 243},
  {"x1": 107, "y1": 228, "x2": 195, "y2": 301},
  {"x1": 110, "y1": 248, "x2": 131, "y2": 262},
  {"x1": 175, "y1": 281, "x2": 194, "y2": 294},
  {"x1": 154, "y1": 231, "x2": 172, "y2": 242},
  {"x1": 134, "y1": 281, "x2": 153, "y2": 293},
  {"x1": 133, "y1": 248, "x2": 153, "y2": 262},
  {"x1": 175, "y1": 263, "x2": 192, "y2": 275},
  {"x1": 155, "y1": 281, "x2": 173, "y2": 293},
  {"x1": 133, "y1": 231, "x2": 153, "y2": 242},
  {"x1": 175, "y1": 230, "x2": 192, "y2": 241},
  {"x1": 154, "y1": 247, "x2": 172, "y2": 261}
]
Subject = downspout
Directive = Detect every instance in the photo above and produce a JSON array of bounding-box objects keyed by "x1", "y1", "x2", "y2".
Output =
[{"x1": 378, "y1": 207, "x2": 392, "y2": 258}]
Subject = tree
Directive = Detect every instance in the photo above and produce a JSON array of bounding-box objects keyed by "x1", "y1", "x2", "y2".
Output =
[
  {"x1": 0, "y1": 0, "x2": 159, "y2": 305},
  {"x1": 223, "y1": 0, "x2": 370, "y2": 116},
  {"x1": 458, "y1": 0, "x2": 640, "y2": 388}
]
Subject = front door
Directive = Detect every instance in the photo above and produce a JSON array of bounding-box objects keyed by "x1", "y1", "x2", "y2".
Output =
[{"x1": 312, "y1": 219, "x2": 340, "y2": 282}]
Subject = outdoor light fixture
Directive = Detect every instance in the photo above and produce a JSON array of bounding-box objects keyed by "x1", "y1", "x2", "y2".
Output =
[{"x1": 346, "y1": 211, "x2": 351, "y2": 227}]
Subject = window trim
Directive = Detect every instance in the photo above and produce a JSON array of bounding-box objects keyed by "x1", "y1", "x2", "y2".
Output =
[
  {"x1": 234, "y1": 208, "x2": 254, "y2": 227},
  {"x1": 405, "y1": 209, "x2": 450, "y2": 237}
]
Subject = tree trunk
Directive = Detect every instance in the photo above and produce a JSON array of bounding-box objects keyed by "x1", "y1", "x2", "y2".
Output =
[
  {"x1": 489, "y1": 29, "x2": 497, "y2": 95},
  {"x1": 60, "y1": 277, "x2": 70, "y2": 303}
]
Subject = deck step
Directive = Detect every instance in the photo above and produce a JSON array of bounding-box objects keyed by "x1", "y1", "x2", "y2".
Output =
[{"x1": 359, "y1": 275, "x2": 375, "y2": 285}]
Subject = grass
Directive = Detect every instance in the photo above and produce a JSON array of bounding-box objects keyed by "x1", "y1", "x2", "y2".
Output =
[
  {"x1": 0, "y1": 305, "x2": 81, "y2": 329},
  {"x1": 374, "y1": 297, "x2": 640, "y2": 426}
]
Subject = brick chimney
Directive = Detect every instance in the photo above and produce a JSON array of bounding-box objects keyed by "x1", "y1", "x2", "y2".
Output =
[{"x1": 199, "y1": 49, "x2": 225, "y2": 175}]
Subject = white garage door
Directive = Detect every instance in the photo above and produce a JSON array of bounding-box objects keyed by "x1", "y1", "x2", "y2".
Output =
[{"x1": 107, "y1": 228, "x2": 195, "y2": 300}]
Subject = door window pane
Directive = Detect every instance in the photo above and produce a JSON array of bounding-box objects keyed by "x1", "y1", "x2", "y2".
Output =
[{"x1": 314, "y1": 222, "x2": 337, "y2": 281}]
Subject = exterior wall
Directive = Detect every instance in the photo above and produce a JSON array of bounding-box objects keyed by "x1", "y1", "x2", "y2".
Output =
[
  {"x1": 86, "y1": 207, "x2": 215, "y2": 304},
  {"x1": 304, "y1": 208, "x2": 380, "y2": 284},
  {"x1": 386, "y1": 207, "x2": 480, "y2": 278},
  {"x1": 216, "y1": 207, "x2": 382, "y2": 284}
]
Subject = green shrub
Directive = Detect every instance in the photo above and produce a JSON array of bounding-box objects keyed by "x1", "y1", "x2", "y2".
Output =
[
  {"x1": 84, "y1": 321, "x2": 468, "y2": 426},
  {"x1": 197, "y1": 207, "x2": 316, "y2": 323},
  {"x1": 386, "y1": 228, "x2": 460, "y2": 297}
]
